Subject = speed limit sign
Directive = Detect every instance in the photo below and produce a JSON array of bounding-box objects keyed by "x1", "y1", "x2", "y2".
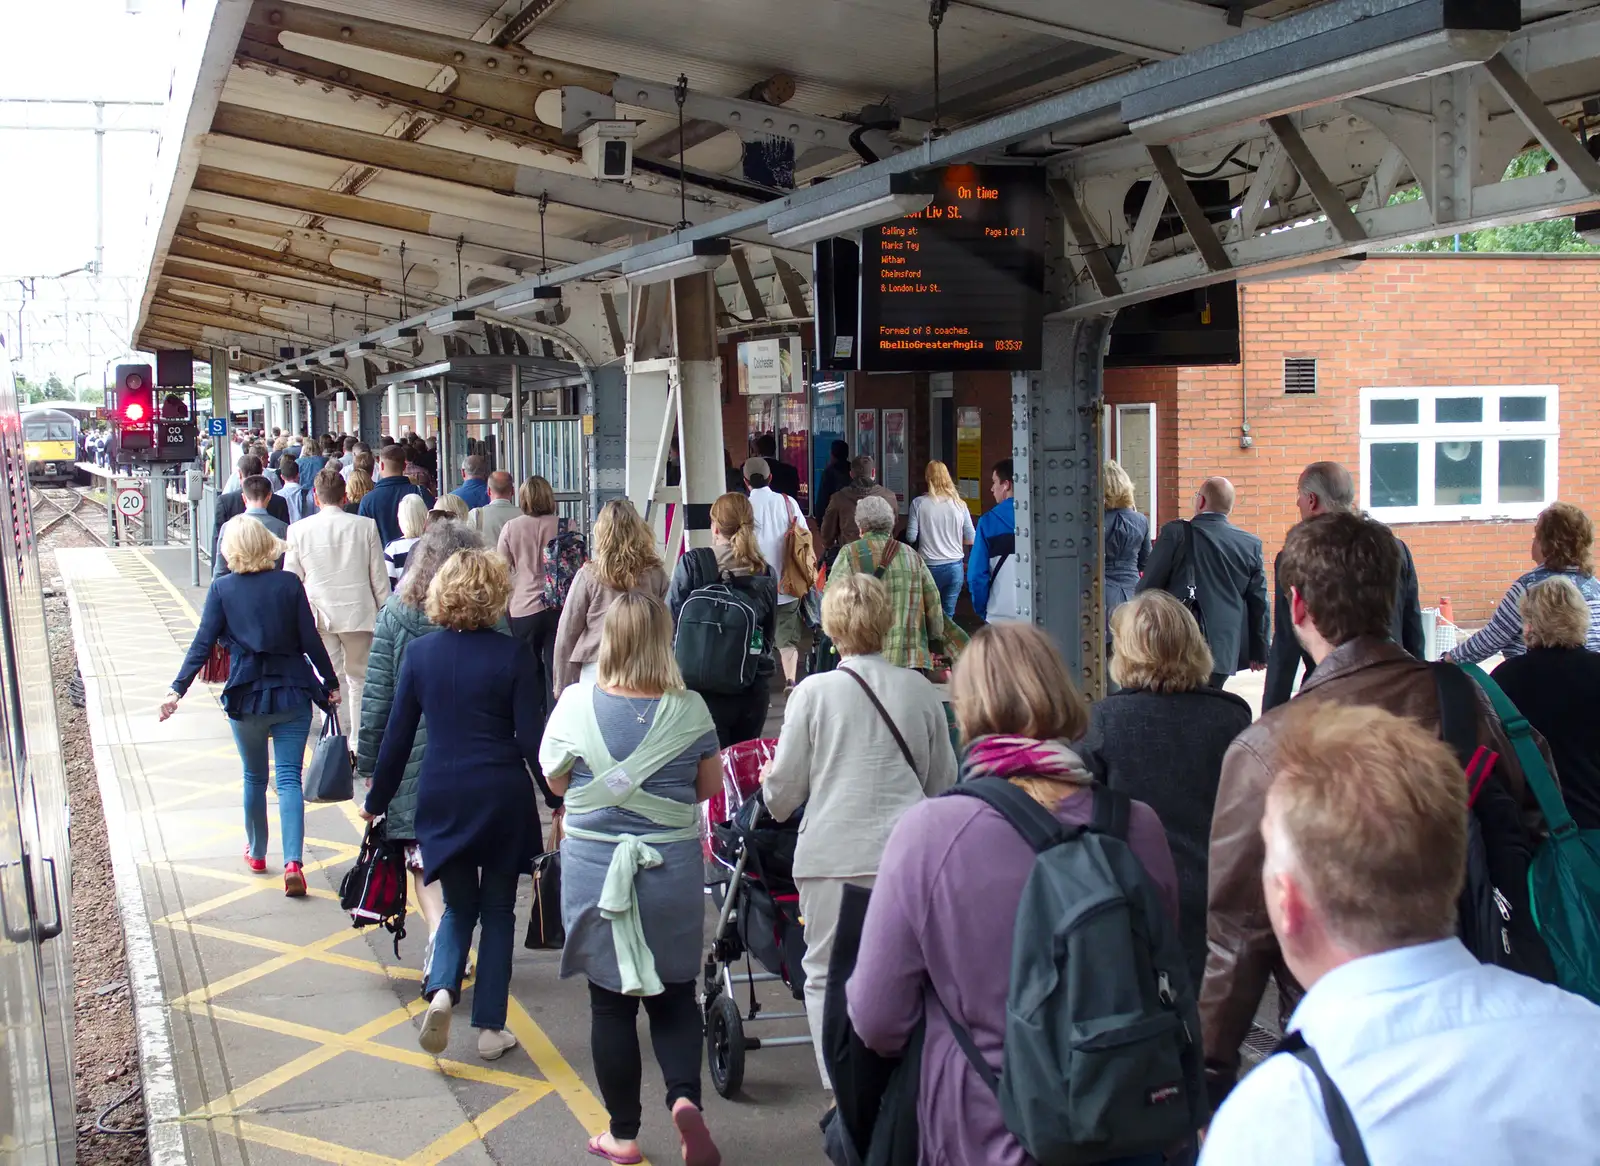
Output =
[{"x1": 116, "y1": 486, "x2": 146, "y2": 520}]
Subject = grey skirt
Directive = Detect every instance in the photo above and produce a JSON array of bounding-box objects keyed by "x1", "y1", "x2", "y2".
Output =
[{"x1": 558, "y1": 835, "x2": 704, "y2": 993}]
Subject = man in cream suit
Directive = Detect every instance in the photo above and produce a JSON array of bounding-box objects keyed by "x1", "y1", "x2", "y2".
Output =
[{"x1": 284, "y1": 468, "x2": 388, "y2": 731}]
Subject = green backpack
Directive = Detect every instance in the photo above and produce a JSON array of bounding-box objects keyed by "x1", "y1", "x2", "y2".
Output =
[{"x1": 1463, "y1": 662, "x2": 1600, "y2": 1004}]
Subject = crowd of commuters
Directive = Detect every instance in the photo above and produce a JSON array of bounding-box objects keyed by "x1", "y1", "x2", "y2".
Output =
[{"x1": 168, "y1": 427, "x2": 1600, "y2": 1166}]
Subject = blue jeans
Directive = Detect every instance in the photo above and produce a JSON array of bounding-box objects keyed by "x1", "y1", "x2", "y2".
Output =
[
  {"x1": 229, "y1": 700, "x2": 313, "y2": 864},
  {"x1": 927, "y1": 560, "x2": 963, "y2": 621},
  {"x1": 425, "y1": 858, "x2": 518, "y2": 1031}
]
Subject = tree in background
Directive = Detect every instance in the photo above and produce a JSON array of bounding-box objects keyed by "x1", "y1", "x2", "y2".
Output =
[{"x1": 1393, "y1": 148, "x2": 1600, "y2": 253}]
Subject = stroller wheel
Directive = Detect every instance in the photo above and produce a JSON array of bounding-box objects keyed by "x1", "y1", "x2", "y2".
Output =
[{"x1": 706, "y1": 993, "x2": 746, "y2": 1098}]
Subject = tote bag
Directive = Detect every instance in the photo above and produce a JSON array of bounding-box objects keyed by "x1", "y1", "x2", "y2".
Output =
[
  {"x1": 303, "y1": 709, "x2": 355, "y2": 803},
  {"x1": 524, "y1": 814, "x2": 566, "y2": 950}
]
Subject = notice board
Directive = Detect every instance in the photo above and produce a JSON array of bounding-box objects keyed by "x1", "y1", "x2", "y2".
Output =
[
  {"x1": 956, "y1": 405, "x2": 983, "y2": 516},
  {"x1": 859, "y1": 165, "x2": 1046, "y2": 372}
]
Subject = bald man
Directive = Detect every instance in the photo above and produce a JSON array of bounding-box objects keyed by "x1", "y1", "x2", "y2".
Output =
[{"x1": 1137, "y1": 476, "x2": 1269, "y2": 688}]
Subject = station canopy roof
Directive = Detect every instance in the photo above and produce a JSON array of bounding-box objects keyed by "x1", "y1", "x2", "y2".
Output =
[{"x1": 132, "y1": 0, "x2": 1600, "y2": 387}]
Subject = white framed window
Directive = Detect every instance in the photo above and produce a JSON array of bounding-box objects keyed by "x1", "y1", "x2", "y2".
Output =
[{"x1": 1359, "y1": 385, "x2": 1558, "y2": 523}]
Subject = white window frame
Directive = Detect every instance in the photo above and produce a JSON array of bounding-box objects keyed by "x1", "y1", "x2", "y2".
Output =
[
  {"x1": 1359, "y1": 385, "x2": 1558, "y2": 524},
  {"x1": 1115, "y1": 402, "x2": 1159, "y2": 532}
]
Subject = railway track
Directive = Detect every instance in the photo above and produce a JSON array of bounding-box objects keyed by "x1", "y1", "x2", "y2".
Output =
[{"x1": 32, "y1": 486, "x2": 109, "y2": 547}]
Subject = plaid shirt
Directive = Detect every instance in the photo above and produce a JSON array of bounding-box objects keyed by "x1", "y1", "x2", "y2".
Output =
[{"x1": 826, "y1": 533, "x2": 967, "y2": 670}]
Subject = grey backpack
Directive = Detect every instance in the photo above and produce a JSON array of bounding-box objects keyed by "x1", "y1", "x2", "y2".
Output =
[{"x1": 942, "y1": 779, "x2": 1207, "y2": 1163}]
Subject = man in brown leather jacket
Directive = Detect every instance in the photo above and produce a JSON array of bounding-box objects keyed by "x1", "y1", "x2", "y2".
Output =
[{"x1": 1201, "y1": 510, "x2": 1547, "y2": 1104}]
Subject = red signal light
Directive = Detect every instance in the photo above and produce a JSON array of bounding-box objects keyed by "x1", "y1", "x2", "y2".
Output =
[{"x1": 124, "y1": 401, "x2": 146, "y2": 423}]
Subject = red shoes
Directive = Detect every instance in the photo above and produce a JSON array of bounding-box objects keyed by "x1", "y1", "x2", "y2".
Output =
[
  {"x1": 243, "y1": 849, "x2": 266, "y2": 874},
  {"x1": 284, "y1": 862, "x2": 306, "y2": 898}
]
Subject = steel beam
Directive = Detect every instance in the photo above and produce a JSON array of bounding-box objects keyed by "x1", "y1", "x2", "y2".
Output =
[
  {"x1": 951, "y1": 0, "x2": 1261, "y2": 59},
  {"x1": 190, "y1": 167, "x2": 601, "y2": 264},
  {"x1": 770, "y1": 255, "x2": 809, "y2": 319},
  {"x1": 1050, "y1": 178, "x2": 1123, "y2": 296},
  {"x1": 494, "y1": 0, "x2": 571, "y2": 46},
  {"x1": 1146, "y1": 145, "x2": 1232, "y2": 270},
  {"x1": 729, "y1": 248, "x2": 768, "y2": 321},
  {"x1": 207, "y1": 104, "x2": 752, "y2": 231},
  {"x1": 233, "y1": 32, "x2": 575, "y2": 156},
  {"x1": 1482, "y1": 53, "x2": 1600, "y2": 193},
  {"x1": 1265, "y1": 116, "x2": 1368, "y2": 241},
  {"x1": 168, "y1": 235, "x2": 385, "y2": 292},
  {"x1": 246, "y1": 1, "x2": 613, "y2": 91}
]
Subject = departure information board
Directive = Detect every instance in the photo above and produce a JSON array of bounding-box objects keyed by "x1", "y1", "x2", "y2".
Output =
[{"x1": 859, "y1": 165, "x2": 1047, "y2": 372}]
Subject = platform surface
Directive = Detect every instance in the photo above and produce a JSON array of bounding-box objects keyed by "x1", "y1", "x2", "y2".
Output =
[{"x1": 62, "y1": 546, "x2": 820, "y2": 1166}]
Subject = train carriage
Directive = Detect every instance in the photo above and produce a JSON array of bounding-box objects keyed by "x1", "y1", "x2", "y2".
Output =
[{"x1": 20, "y1": 409, "x2": 80, "y2": 486}]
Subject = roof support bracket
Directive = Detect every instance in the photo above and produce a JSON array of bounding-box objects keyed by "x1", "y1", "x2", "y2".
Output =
[
  {"x1": 1145, "y1": 144, "x2": 1231, "y2": 270},
  {"x1": 1265, "y1": 116, "x2": 1367, "y2": 242},
  {"x1": 1482, "y1": 53, "x2": 1600, "y2": 195},
  {"x1": 1048, "y1": 178, "x2": 1122, "y2": 297}
]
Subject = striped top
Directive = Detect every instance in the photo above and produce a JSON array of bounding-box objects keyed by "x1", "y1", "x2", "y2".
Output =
[
  {"x1": 384, "y1": 536, "x2": 420, "y2": 587},
  {"x1": 1448, "y1": 565, "x2": 1600, "y2": 663}
]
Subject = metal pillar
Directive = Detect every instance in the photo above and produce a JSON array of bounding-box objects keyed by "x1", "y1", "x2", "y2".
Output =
[
  {"x1": 672, "y1": 273, "x2": 724, "y2": 551},
  {"x1": 386, "y1": 384, "x2": 400, "y2": 440},
  {"x1": 591, "y1": 364, "x2": 626, "y2": 522},
  {"x1": 209, "y1": 346, "x2": 230, "y2": 495},
  {"x1": 417, "y1": 385, "x2": 433, "y2": 439},
  {"x1": 357, "y1": 392, "x2": 383, "y2": 447},
  {"x1": 510, "y1": 364, "x2": 525, "y2": 483},
  {"x1": 1012, "y1": 315, "x2": 1110, "y2": 696}
]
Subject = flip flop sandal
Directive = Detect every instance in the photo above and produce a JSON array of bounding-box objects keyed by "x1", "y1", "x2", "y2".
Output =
[
  {"x1": 673, "y1": 1106, "x2": 722, "y2": 1166},
  {"x1": 586, "y1": 1135, "x2": 643, "y2": 1165}
]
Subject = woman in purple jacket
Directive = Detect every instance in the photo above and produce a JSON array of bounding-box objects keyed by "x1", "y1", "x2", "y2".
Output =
[{"x1": 846, "y1": 623, "x2": 1180, "y2": 1166}]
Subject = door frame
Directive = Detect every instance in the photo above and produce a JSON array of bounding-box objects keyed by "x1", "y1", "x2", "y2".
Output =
[{"x1": 1114, "y1": 401, "x2": 1158, "y2": 532}]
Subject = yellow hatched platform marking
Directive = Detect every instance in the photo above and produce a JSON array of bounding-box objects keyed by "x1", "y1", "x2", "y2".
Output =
[{"x1": 85, "y1": 549, "x2": 636, "y2": 1164}]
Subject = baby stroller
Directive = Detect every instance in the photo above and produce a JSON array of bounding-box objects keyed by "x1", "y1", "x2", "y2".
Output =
[{"x1": 700, "y1": 738, "x2": 810, "y2": 1097}]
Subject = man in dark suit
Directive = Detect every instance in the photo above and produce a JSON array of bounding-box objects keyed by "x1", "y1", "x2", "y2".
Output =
[
  {"x1": 1262, "y1": 460, "x2": 1426, "y2": 710},
  {"x1": 1138, "y1": 476, "x2": 1269, "y2": 689},
  {"x1": 212, "y1": 454, "x2": 290, "y2": 569}
]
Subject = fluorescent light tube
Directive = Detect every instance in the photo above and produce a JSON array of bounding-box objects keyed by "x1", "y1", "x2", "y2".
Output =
[{"x1": 621, "y1": 238, "x2": 732, "y2": 286}]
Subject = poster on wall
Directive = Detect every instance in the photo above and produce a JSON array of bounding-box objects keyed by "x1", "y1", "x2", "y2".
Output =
[
  {"x1": 738, "y1": 336, "x2": 804, "y2": 395},
  {"x1": 854, "y1": 408, "x2": 879, "y2": 470},
  {"x1": 779, "y1": 395, "x2": 811, "y2": 511},
  {"x1": 956, "y1": 405, "x2": 983, "y2": 516},
  {"x1": 882, "y1": 408, "x2": 909, "y2": 513},
  {"x1": 812, "y1": 381, "x2": 847, "y2": 507}
]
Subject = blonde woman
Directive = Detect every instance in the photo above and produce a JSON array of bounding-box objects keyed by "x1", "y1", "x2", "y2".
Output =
[
  {"x1": 553, "y1": 498, "x2": 668, "y2": 693},
  {"x1": 499, "y1": 475, "x2": 563, "y2": 754},
  {"x1": 848, "y1": 623, "x2": 1181, "y2": 1164},
  {"x1": 763, "y1": 571, "x2": 956, "y2": 1088},
  {"x1": 1491, "y1": 576, "x2": 1600, "y2": 830},
  {"x1": 362, "y1": 548, "x2": 559, "y2": 1062},
  {"x1": 429, "y1": 493, "x2": 470, "y2": 524},
  {"x1": 906, "y1": 460, "x2": 974, "y2": 619},
  {"x1": 1103, "y1": 459, "x2": 1150, "y2": 645},
  {"x1": 666, "y1": 492, "x2": 778, "y2": 746},
  {"x1": 161, "y1": 516, "x2": 339, "y2": 898},
  {"x1": 343, "y1": 468, "x2": 374, "y2": 513},
  {"x1": 541, "y1": 591, "x2": 723, "y2": 1166},
  {"x1": 1077, "y1": 589, "x2": 1251, "y2": 989}
]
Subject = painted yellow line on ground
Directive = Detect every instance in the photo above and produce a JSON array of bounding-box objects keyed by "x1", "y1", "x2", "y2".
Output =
[
  {"x1": 169, "y1": 926, "x2": 360, "y2": 1005},
  {"x1": 223, "y1": 1119, "x2": 402, "y2": 1166},
  {"x1": 405, "y1": 1086, "x2": 553, "y2": 1166},
  {"x1": 160, "y1": 918, "x2": 425, "y2": 983},
  {"x1": 154, "y1": 843, "x2": 359, "y2": 925},
  {"x1": 133, "y1": 548, "x2": 203, "y2": 625},
  {"x1": 187, "y1": 1002, "x2": 556, "y2": 1093},
  {"x1": 505, "y1": 996, "x2": 639, "y2": 1153}
]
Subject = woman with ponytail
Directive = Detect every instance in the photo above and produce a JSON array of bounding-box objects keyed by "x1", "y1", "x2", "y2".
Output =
[{"x1": 666, "y1": 492, "x2": 779, "y2": 746}]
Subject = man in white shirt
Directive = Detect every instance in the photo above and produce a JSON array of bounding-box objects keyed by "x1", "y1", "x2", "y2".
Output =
[
  {"x1": 274, "y1": 452, "x2": 311, "y2": 523},
  {"x1": 1199, "y1": 701, "x2": 1600, "y2": 1166},
  {"x1": 744, "y1": 456, "x2": 808, "y2": 687},
  {"x1": 283, "y1": 468, "x2": 389, "y2": 732}
]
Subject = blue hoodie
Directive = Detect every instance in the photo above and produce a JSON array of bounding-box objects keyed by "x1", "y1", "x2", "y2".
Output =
[{"x1": 967, "y1": 497, "x2": 1017, "y2": 621}]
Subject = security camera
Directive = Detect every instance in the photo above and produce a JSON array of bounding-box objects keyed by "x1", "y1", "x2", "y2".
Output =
[
  {"x1": 228, "y1": 346, "x2": 242, "y2": 361},
  {"x1": 580, "y1": 121, "x2": 638, "y2": 182}
]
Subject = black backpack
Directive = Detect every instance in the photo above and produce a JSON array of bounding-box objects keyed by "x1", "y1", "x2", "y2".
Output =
[
  {"x1": 941, "y1": 779, "x2": 1206, "y2": 1163},
  {"x1": 1432, "y1": 662, "x2": 1556, "y2": 980},
  {"x1": 674, "y1": 548, "x2": 765, "y2": 695}
]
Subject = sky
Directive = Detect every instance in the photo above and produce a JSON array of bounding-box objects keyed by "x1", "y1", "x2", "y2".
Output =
[{"x1": 0, "y1": 0, "x2": 185, "y2": 383}]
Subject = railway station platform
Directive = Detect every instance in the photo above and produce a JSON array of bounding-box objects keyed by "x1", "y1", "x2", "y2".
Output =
[{"x1": 60, "y1": 545, "x2": 817, "y2": 1166}]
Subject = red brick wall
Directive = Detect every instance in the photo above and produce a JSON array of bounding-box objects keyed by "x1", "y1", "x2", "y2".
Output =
[
  {"x1": 1104, "y1": 367, "x2": 1181, "y2": 525},
  {"x1": 1162, "y1": 254, "x2": 1600, "y2": 622}
]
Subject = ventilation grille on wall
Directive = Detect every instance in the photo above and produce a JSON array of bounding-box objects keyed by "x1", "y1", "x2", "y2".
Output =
[{"x1": 1283, "y1": 357, "x2": 1318, "y2": 394}]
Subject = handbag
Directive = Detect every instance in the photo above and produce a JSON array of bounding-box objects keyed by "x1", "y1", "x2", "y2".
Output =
[
  {"x1": 1177, "y1": 520, "x2": 1208, "y2": 637},
  {"x1": 303, "y1": 709, "x2": 355, "y2": 803},
  {"x1": 199, "y1": 640, "x2": 230, "y2": 685},
  {"x1": 339, "y1": 819, "x2": 408, "y2": 956},
  {"x1": 524, "y1": 814, "x2": 566, "y2": 950}
]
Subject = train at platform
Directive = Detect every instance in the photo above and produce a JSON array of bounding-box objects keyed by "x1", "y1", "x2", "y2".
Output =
[
  {"x1": 20, "y1": 406, "x2": 83, "y2": 485},
  {"x1": 0, "y1": 334, "x2": 78, "y2": 1164}
]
